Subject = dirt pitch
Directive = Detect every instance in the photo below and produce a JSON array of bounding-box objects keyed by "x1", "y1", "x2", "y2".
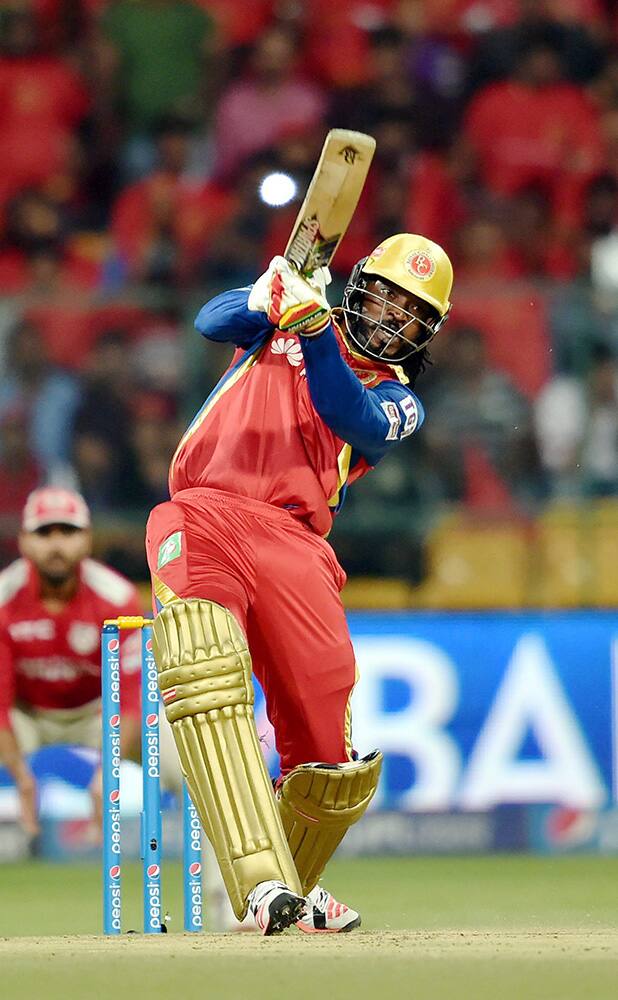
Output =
[
  {"x1": 4, "y1": 926, "x2": 618, "y2": 956},
  {"x1": 4, "y1": 858, "x2": 618, "y2": 999},
  {"x1": 3, "y1": 929, "x2": 618, "y2": 1000}
]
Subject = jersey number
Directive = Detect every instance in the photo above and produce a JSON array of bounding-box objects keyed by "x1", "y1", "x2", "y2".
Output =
[{"x1": 381, "y1": 397, "x2": 418, "y2": 440}]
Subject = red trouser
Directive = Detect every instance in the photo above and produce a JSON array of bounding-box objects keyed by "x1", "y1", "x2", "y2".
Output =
[{"x1": 145, "y1": 488, "x2": 356, "y2": 774}]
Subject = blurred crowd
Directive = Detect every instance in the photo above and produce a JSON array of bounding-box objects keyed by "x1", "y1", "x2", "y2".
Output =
[{"x1": 1, "y1": 0, "x2": 618, "y2": 580}]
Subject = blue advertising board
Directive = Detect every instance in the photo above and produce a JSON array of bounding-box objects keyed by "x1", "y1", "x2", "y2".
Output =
[
  {"x1": 347, "y1": 612, "x2": 618, "y2": 813},
  {"x1": 1, "y1": 611, "x2": 617, "y2": 858}
]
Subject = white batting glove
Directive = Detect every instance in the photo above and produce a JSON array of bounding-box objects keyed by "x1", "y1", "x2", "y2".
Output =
[{"x1": 248, "y1": 256, "x2": 332, "y2": 336}]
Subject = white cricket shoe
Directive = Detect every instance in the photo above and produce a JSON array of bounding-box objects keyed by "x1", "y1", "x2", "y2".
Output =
[
  {"x1": 296, "y1": 885, "x2": 361, "y2": 934},
  {"x1": 248, "y1": 879, "x2": 306, "y2": 936}
]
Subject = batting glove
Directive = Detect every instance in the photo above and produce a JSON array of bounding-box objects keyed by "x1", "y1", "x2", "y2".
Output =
[{"x1": 248, "y1": 256, "x2": 332, "y2": 337}]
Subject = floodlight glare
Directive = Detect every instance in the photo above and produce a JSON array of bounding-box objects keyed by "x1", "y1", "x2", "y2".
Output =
[{"x1": 259, "y1": 172, "x2": 297, "y2": 207}]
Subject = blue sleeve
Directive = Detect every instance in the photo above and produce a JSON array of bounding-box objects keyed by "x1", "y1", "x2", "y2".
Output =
[
  {"x1": 300, "y1": 326, "x2": 425, "y2": 465},
  {"x1": 194, "y1": 288, "x2": 272, "y2": 349}
]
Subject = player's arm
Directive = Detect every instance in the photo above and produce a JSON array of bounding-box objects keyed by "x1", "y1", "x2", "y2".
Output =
[
  {"x1": 301, "y1": 328, "x2": 424, "y2": 464},
  {"x1": 195, "y1": 288, "x2": 273, "y2": 348},
  {"x1": 0, "y1": 726, "x2": 30, "y2": 784},
  {"x1": 0, "y1": 628, "x2": 39, "y2": 836},
  {"x1": 0, "y1": 728, "x2": 39, "y2": 836}
]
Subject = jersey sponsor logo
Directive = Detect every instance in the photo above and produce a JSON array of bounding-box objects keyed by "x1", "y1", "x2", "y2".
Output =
[
  {"x1": 157, "y1": 531, "x2": 183, "y2": 570},
  {"x1": 17, "y1": 656, "x2": 100, "y2": 682},
  {"x1": 405, "y1": 250, "x2": 436, "y2": 280},
  {"x1": 67, "y1": 621, "x2": 99, "y2": 655},
  {"x1": 270, "y1": 337, "x2": 304, "y2": 367},
  {"x1": 8, "y1": 619, "x2": 54, "y2": 641}
]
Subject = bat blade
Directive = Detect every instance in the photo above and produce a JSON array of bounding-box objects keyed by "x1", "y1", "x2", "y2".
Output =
[{"x1": 284, "y1": 129, "x2": 376, "y2": 276}]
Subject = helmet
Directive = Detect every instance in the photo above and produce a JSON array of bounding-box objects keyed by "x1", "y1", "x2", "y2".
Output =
[{"x1": 341, "y1": 233, "x2": 453, "y2": 364}]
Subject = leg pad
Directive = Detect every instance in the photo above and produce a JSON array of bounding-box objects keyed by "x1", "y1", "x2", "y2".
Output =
[
  {"x1": 277, "y1": 750, "x2": 383, "y2": 895},
  {"x1": 153, "y1": 599, "x2": 301, "y2": 918}
]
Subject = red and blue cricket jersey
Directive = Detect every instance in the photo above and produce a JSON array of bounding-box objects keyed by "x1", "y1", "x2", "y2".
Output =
[
  {"x1": 147, "y1": 289, "x2": 426, "y2": 771},
  {"x1": 169, "y1": 289, "x2": 424, "y2": 537}
]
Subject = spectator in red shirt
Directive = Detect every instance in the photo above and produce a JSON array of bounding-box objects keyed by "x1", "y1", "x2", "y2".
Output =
[
  {"x1": 0, "y1": 9, "x2": 89, "y2": 213},
  {"x1": 111, "y1": 115, "x2": 235, "y2": 285},
  {"x1": 0, "y1": 488, "x2": 143, "y2": 838},
  {"x1": 0, "y1": 189, "x2": 101, "y2": 296},
  {"x1": 463, "y1": 34, "x2": 603, "y2": 207}
]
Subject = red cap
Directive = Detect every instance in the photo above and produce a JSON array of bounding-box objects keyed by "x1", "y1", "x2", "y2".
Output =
[{"x1": 22, "y1": 487, "x2": 91, "y2": 532}]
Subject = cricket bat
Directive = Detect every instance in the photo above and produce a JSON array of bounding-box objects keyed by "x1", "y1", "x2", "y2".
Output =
[{"x1": 284, "y1": 129, "x2": 376, "y2": 277}]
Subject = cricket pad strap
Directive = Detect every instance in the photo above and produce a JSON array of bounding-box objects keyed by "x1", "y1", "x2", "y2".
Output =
[
  {"x1": 152, "y1": 599, "x2": 301, "y2": 919},
  {"x1": 278, "y1": 750, "x2": 383, "y2": 895}
]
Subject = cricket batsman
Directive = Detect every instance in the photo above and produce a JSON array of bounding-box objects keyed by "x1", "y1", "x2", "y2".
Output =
[{"x1": 145, "y1": 233, "x2": 453, "y2": 934}]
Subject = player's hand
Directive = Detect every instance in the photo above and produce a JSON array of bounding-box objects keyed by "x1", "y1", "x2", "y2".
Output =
[
  {"x1": 248, "y1": 256, "x2": 332, "y2": 336},
  {"x1": 16, "y1": 771, "x2": 40, "y2": 838}
]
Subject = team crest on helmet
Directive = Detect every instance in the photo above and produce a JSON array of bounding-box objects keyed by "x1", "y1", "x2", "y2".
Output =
[{"x1": 405, "y1": 250, "x2": 436, "y2": 280}]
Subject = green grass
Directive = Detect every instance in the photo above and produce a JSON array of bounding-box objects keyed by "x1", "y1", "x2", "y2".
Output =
[
  {"x1": 1, "y1": 856, "x2": 617, "y2": 1000},
  {"x1": 1, "y1": 855, "x2": 617, "y2": 936}
]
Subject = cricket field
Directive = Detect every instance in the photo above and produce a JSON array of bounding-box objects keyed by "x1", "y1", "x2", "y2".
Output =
[{"x1": 1, "y1": 855, "x2": 617, "y2": 999}]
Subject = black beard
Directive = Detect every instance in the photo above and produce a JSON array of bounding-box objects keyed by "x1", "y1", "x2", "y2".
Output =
[
  {"x1": 356, "y1": 317, "x2": 373, "y2": 347},
  {"x1": 39, "y1": 567, "x2": 73, "y2": 589},
  {"x1": 357, "y1": 316, "x2": 405, "y2": 358}
]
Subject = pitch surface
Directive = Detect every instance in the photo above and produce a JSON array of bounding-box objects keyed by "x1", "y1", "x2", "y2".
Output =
[{"x1": 2, "y1": 857, "x2": 617, "y2": 999}]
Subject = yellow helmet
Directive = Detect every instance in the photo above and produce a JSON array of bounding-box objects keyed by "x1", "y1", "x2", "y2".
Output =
[
  {"x1": 361, "y1": 233, "x2": 453, "y2": 318},
  {"x1": 340, "y1": 233, "x2": 454, "y2": 369}
]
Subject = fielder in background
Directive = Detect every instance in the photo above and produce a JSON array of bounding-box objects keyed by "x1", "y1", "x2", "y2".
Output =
[
  {"x1": 0, "y1": 487, "x2": 143, "y2": 839},
  {"x1": 146, "y1": 233, "x2": 453, "y2": 934}
]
